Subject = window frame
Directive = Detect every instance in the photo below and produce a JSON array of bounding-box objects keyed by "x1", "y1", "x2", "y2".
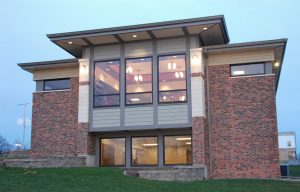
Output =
[
  {"x1": 99, "y1": 137, "x2": 126, "y2": 167},
  {"x1": 93, "y1": 59, "x2": 121, "y2": 108},
  {"x1": 43, "y1": 78, "x2": 71, "y2": 91},
  {"x1": 157, "y1": 53, "x2": 188, "y2": 104},
  {"x1": 131, "y1": 136, "x2": 158, "y2": 167},
  {"x1": 230, "y1": 62, "x2": 266, "y2": 77},
  {"x1": 125, "y1": 56, "x2": 153, "y2": 106},
  {"x1": 163, "y1": 134, "x2": 193, "y2": 166}
]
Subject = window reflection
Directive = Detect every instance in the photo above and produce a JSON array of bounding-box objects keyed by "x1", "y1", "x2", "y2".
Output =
[
  {"x1": 94, "y1": 60, "x2": 120, "y2": 107},
  {"x1": 159, "y1": 54, "x2": 186, "y2": 103},
  {"x1": 164, "y1": 136, "x2": 192, "y2": 165},
  {"x1": 101, "y1": 138, "x2": 125, "y2": 166},
  {"x1": 132, "y1": 137, "x2": 157, "y2": 165},
  {"x1": 126, "y1": 57, "x2": 152, "y2": 105}
]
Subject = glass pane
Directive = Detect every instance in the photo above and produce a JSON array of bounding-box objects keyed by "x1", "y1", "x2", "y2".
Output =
[
  {"x1": 159, "y1": 90, "x2": 186, "y2": 103},
  {"x1": 94, "y1": 60, "x2": 120, "y2": 95},
  {"x1": 159, "y1": 54, "x2": 186, "y2": 91},
  {"x1": 94, "y1": 95, "x2": 119, "y2": 107},
  {"x1": 101, "y1": 138, "x2": 125, "y2": 166},
  {"x1": 126, "y1": 57, "x2": 152, "y2": 93},
  {"x1": 44, "y1": 79, "x2": 70, "y2": 91},
  {"x1": 126, "y1": 93, "x2": 152, "y2": 105},
  {"x1": 164, "y1": 136, "x2": 192, "y2": 165},
  {"x1": 231, "y1": 63, "x2": 265, "y2": 76},
  {"x1": 132, "y1": 137, "x2": 157, "y2": 165}
]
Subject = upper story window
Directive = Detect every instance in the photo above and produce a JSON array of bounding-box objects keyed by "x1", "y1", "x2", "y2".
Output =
[
  {"x1": 287, "y1": 141, "x2": 292, "y2": 147},
  {"x1": 158, "y1": 54, "x2": 187, "y2": 103},
  {"x1": 94, "y1": 60, "x2": 120, "y2": 107},
  {"x1": 44, "y1": 78, "x2": 70, "y2": 91},
  {"x1": 230, "y1": 63, "x2": 265, "y2": 77},
  {"x1": 126, "y1": 57, "x2": 152, "y2": 105}
]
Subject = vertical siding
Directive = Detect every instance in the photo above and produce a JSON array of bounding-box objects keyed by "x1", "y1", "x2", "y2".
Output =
[
  {"x1": 125, "y1": 41, "x2": 153, "y2": 57},
  {"x1": 125, "y1": 106, "x2": 153, "y2": 126},
  {"x1": 92, "y1": 108, "x2": 121, "y2": 128},
  {"x1": 158, "y1": 104, "x2": 188, "y2": 124},
  {"x1": 78, "y1": 85, "x2": 89, "y2": 122},
  {"x1": 157, "y1": 38, "x2": 186, "y2": 54},
  {"x1": 94, "y1": 45, "x2": 121, "y2": 60}
]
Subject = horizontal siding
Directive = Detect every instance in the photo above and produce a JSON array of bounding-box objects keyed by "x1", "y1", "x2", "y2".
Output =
[
  {"x1": 208, "y1": 48, "x2": 275, "y2": 66},
  {"x1": 125, "y1": 42, "x2": 153, "y2": 57},
  {"x1": 157, "y1": 38, "x2": 186, "y2": 54},
  {"x1": 94, "y1": 45, "x2": 121, "y2": 60},
  {"x1": 125, "y1": 106, "x2": 153, "y2": 126},
  {"x1": 191, "y1": 77, "x2": 205, "y2": 117},
  {"x1": 78, "y1": 85, "x2": 89, "y2": 123},
  {"x1": 92, "y1": 108, "x2": 120, "y2": 128},
  {"x1": 158, "y1": 104, "x2": 188, "y2": 124},
  {"x1": 33, "y1": 67, "x2": 78, "y2": 80}
]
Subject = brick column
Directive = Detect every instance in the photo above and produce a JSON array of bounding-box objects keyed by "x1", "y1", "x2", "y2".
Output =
[{"x1": 192, "y1": 117, "x2": 206, "y2": 166}]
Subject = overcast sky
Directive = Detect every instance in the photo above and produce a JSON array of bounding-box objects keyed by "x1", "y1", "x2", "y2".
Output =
[{"x1": 0, "y1": 0, "x2": 299, "y2": 153}]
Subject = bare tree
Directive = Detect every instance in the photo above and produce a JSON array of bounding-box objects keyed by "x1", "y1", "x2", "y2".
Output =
[{"x1": 0, "y1": 135, "x2": 12, "y2": 153}]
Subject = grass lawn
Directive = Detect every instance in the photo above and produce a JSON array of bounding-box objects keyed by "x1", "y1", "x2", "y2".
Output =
[{"x1": 1, "y1": 167, "x2": 300, "y2": 192}]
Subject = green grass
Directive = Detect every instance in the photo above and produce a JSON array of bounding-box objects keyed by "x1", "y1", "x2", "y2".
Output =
[
  {"x1": 290, "y1": 165, "x2": 300, "y2": 177},
  {"x1": 0, "y1": 167, "x2": 300, "y2": 192}
]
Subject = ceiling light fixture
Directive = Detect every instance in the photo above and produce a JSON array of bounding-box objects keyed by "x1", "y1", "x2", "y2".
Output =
[
  {"x1": 176, "y1": 137, "x2": 191, "y2": 141},
  {"x1": 179, "y1": 72, "x2": 184, "y2": 78},
  {"x1": 105, "y1": 68, "x2": 110, "y2": 71},
  {"x1": 186, "y1": 142, "x2": 191, "y2": 145},
  {"x1": 175, "y1": 72, "x2": 180, "y2": 78},
  {"x1": 130, "y1": 98, "x2": 140, "y2": 102},
  {"x1": 168, "y1": 62, "x2": 172, "y2": 70},
  {"x1": 138, "y1": 75, "x2": 143, "y2": 81},
  {"x1": 132, "y1": 34, "x2": 138, "y2": 38},
  {"x1": 274, "y1": 62, "x2": 280, "y2": 67},
  {"x1": 163, "y1": 96, "x2": 167, "y2": 100},
  {"x1": 67, "y1": 41, "x2": 73, "y2": 44},
  {"x1": 203, "y1": 27, "x2": 208, "y2": 30},
  {"x1": 172, "y1": 63, "x2": 177, "y2": 69},
  {"x1": 126, "y1": 66, "x2": 133, "y2": 73},
  {"x1": 142, "y1": 143, "x2": 158, "y2": 147}
]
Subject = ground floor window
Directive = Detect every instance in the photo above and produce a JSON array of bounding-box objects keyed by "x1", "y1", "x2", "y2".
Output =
[
  {"x1": 100, "y1": 138, "x2": 125, "y2": 166},
  {"x1": 131, "y1": 137, "x2": 158, "y2": 166},
  {"x1": 164, "y1": 135, "x2": 192, "y2": 165}
]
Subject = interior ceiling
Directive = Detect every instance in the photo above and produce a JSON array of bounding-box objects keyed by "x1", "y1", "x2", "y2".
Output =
[{"x1": 53, "y1": 23, "x2": 227, "y2": 58}]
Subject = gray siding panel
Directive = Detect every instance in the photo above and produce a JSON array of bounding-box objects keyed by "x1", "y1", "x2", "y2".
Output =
[
  {"x1": 125, "y1": 106, "x2": 153, "y2": 126},
  {"x1": 158, "y1": 104, "x2": 188, "y2": 124},
  {"x1": 92, "y1": 108, "x2": 120, "y2": 128}
]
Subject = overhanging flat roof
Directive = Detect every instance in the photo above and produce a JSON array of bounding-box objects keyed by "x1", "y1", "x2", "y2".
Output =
[
  {"x1": 18, "y1": 58, "x2": 78, "y2": 73},
  {"x1": 203, "y1": 38, "x2": 288, "y2": 92},
  {"x1": 47, "y1": 15, "x2": 230, "y2": 57}
]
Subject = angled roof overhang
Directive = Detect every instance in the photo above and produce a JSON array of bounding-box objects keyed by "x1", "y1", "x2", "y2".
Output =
[
  {"x1": 18, "y1": 58, "x2": 78, "y2": 73},
  {"x1": 203, "y1": 38, "x2": 287, "y2": 92},
  {"x1": 47, "y1": 15, "x2": 230, "y2": 58}
]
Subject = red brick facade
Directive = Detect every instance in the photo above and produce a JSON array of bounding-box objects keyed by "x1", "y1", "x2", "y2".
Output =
[
  {"x1": 207, "y1": 64, "x2": 280, "y2": 179},
  {"x1": 31, "y1": 77, "x2": 94, "y2": 159}
]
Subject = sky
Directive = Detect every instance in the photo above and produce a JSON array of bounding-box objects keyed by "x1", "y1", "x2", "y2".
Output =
[{"x1": 0, "y1": 0, "x2": 299, "y2": 154}]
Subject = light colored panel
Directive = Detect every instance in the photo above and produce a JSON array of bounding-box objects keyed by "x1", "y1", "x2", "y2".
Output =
[
  {"x1": 33, "y1": 67, "x2": 78, "y2": 80},
  {"x1": 82, "y1": 48, "x2": 90, "y2": 59},
  {"x1": 158, "y1": 105, "x2": 188, "y2": 124},
  {"x1": 94, "y1": 45, "x2": 120, "y2": 60},
  {"x1": 279, "y1": 135, "x2": 296, "y2": 149},
  {"x1": 93, "y1": 108, "x2": 120, "y2": 128},
  {"x1": 79, "y1": 59, "x2": 90, "y2": 82},
  {"x1": 208, "y1": 48, "x2": 275, "y2": 66},
  {"x1": 190, "y1": 48, "x2": 204, "y2": 73},
  {"x1": 157, "y1": 38, "x2": 186, "y2": 54},
  {"x1": 125, "y1": 42, "x2": 153, "y2": 57},
  {"x1": 190, "y1": 36, "x2": 198, "y2": 49},
  {"x1": 125, "y1": 106, "x2": 153, "y2": 126},
  {"x1": 78, "y1": 85, "x2": 89, "y2": 123},
  {"x1": 191, "y1": 77, "x2": 205, "y2": 117}
]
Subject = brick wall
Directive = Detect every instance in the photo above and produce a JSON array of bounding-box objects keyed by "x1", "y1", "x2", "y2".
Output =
[
  {"x1": 31, "y1": 77, "x2": 94, "y2": 158},
  {"x1": 208, "y1": 64, "x2": 280, "y2": 179}
]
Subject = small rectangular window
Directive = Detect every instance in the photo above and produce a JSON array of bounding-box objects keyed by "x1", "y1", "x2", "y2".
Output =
[
  {"x1": 230, "y1": 63, "x2": 265, "y2": 77},
  {"x1": 126, "y1": 57, "x2": 152, "y2": 105},
  {"x1": 100, "y1": 138, "x2": 125, "y2": 166},
  {"x1": 287, "y1": 141, "x2": 292, "y2": 147},
  {"x1": 131, "y1": 136, "x2": 158, "y2": 166},
  {"x1": 158, "y1": 54, "x2": 187, "y2": 103},
  {"x1": 44, "y1": 79, "x2": 70, "y2": 91},
  {"x1": 94, "y1": 60, "x2": 120, "y2": 107}
]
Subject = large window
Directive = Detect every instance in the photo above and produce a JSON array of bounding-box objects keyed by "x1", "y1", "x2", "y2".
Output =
[
  {"x1": 158, "y1": 54, "x2": 187, "y2": 103},
  {"x1": 126, "y1": 57, "x2": 152, "y2": 105},
  {"x1": 100, "y1": 138, "x2": 125, "y2": 166},
  {"x1": 94, "y1": 60, "x2": 120, "y2": 107},
  {"x1": 131, "y1": 137, "x2": 158, "y2": 166},
  {"x1": 230, "y1": 63, "x2": 265, "y2": 77},
  {"x1": 164, "y1": 135, "x2": 192, "y2": 165},
  {"x1": 44, "y1": 78, "x2": 70, "y2": 91}
]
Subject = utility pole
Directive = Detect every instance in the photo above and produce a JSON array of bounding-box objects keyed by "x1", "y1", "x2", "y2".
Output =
[{"x1": 18, "y1": 103, "x2": 29, "y2": 150}]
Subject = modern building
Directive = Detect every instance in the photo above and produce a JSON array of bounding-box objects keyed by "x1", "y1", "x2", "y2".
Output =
[
  {"x1": 18, "y1": 15, "x2": 287, "y2": 179},
  {"x1": 279, "y1": 132, "x2": 297, "y2": 162}
]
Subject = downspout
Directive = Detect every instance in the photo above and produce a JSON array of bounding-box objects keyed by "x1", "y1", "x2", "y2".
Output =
[{"x1": 204, "y1": 51, "x2": 213, "y2": 179}]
